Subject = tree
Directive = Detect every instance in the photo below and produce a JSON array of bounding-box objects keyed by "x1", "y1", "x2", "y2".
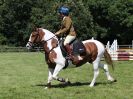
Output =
[
  {"x1": 107, "y1": 0, "x2": 133, "y2": 44},
  {"x1": 0, "y1": 0, "x2": 132, "y2": 46},
  {"x1": 0, "y1": 0, "x2": 33, "y2": 46}
]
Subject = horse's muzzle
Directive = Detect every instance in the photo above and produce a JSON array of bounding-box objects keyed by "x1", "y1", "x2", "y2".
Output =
[{"x1": 26, "y1": 42, "x2": 32, "y2": 50}]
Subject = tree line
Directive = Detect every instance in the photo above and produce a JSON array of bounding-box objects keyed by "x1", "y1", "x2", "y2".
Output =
[{"x1": 0, "y1": 0, "x2": 132, "y2": 46}]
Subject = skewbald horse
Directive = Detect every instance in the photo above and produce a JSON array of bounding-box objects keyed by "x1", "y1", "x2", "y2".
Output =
[{"x1": 26, "y1": 28, "x2": 115, "y2": 89}]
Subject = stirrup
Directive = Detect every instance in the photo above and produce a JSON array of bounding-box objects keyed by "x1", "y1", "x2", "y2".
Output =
[{"x1": 65, "y1": 55, "x2": 71, "y2": 60}]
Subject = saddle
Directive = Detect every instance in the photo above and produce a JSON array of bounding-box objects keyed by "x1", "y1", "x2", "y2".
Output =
[
  {"x1": 59, "y1": 38, "x2": 86, "y2": 60},
  {"x1": 59, "y1": 38, "x2": 87, "y2": 69}
]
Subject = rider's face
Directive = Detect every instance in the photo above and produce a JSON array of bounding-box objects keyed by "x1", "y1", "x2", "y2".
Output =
[{"x1": 58, "y1": 13, "x2": 64, "y2": 19}]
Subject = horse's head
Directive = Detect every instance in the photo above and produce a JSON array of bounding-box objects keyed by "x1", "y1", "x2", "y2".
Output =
[{"x1": 26, "y1": 28, "x2": 44, "y2": 50}]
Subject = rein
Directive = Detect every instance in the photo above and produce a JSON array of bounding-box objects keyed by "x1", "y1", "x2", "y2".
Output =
[
  {"x1": 37, "y1": 35, "x2": 57, "y2": 53},
  {"x1": 44, "y1": 35, "x2": 56, "y2": 42}
]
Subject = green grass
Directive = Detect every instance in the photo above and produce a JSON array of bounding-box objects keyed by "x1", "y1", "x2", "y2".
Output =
[{"x1": 0, "y1": 52, "x2": 133, "y2": 99}]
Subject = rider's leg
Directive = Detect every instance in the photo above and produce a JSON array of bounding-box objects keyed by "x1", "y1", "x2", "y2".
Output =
[
  {"x1": 64, "y1": 35, "x2": 76, "y2": 59},
  {"x1": 64, "y1": 35, "x2": 76, "y2": 45},
  {"x1": 64, "y1": 43, "x2": 72, "y2": 55}
]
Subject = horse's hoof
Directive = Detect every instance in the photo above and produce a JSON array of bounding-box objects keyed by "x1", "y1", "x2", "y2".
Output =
[
  {"x1": 109, "y1": 79, "x2": 117, "y2": 83},
  {"x1": 89, "y1": 84, "x2": 94, "y2": 87},
  {"x1": 45, "y1": 83, "x2": 51, "y2": 89},
  {"x1": 44, "y1": 86, "x2": 51, "y2": 89},
  {"x1": 44, "y1": 87, "x2": 48, "y2": 89},
  {"x1": 113, "y1": 79, "x2": 117, "y2": 82},
  {"x1": 65, "y1": 78, "x2": 71, "y2": 84},
  {"x1": 67, "y1": 80, "x2": 71, "y2": 84},
  {"x1": 89, "y1": 85, "x2": 94, "y2": 87}
]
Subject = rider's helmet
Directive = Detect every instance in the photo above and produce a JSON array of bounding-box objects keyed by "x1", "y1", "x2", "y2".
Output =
[{"x1": 58, "y1": 6, "x2": 69, "y2": 16}]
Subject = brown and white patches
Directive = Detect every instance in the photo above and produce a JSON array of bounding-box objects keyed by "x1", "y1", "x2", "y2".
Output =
[
  {"x1": 51, "y1": 38, "x2": 58, "y2": 48},
  {"x1": 84, "y1": 42, "x2": 98, "y2": 63},
  {"x1": 30, "y1": 28, "x2": 45, "y2": 43},
  {"x1": 43, "y1": 38, "x2": 58, "y2": 64},
  {"x1": 44, "y1": 53, "x2": 56, "y2": 69},
  {"x1": 43, "y1": 42, "x2": 50, "y2": 53},
  {"x1": 47, "y1": 38, "x2": 58, "y2": 63},
  {"x1": 72, "y1": 42, "x2": 98, "y2": 65},
  {"x1": 38, "y1": 28, "x2": 45, "y2": 41},
  {"x1": 49, "y1": 50, "x2": 57, "y2": 63}
]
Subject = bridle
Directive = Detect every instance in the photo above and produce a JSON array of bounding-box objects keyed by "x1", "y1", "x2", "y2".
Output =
[
  {"x1": 27, "y1": 28, "x2": 57, "y2": 52},
  {"x1": 27, "y1": 29, "x2": 42, "y2": 48}
]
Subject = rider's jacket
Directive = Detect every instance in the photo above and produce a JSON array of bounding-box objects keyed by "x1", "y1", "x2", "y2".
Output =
[{"x1": 57, "y1": 16, "x2": 76, "y2": 37}]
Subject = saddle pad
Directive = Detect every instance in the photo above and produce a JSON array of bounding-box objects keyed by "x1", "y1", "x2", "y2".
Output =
[{"x1": 72, "y1": 40, "x2": 86, "y2": 55}]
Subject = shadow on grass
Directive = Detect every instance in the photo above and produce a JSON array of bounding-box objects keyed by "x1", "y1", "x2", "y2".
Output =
[
  {"x1": 35, "y1": 82, "x2": 89, "y2": 88},
  {"x1": 35, "y1": 80, "x2": 117, "y2": 88}
]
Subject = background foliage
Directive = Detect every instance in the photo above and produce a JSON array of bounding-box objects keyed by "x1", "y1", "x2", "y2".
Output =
[{"x1": 0, "y1": 0, "x2": 132, "y2": 46}]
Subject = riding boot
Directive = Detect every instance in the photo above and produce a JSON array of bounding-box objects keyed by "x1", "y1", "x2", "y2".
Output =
[{"x1": 64, "y1": 44, "x2": 73, "y2": 60}]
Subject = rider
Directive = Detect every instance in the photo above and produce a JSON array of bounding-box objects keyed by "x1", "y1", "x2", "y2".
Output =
[{"x1": 55, "y1": 6, "x2": 77, "y2": 59}]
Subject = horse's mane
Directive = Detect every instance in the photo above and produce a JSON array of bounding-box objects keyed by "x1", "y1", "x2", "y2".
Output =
[{"x1": 41, "y1": 28, "x2": 57, "y2": 40}]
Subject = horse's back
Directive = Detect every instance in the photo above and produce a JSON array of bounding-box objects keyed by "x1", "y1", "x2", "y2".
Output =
[{"x1": 83, "y1": 39, "x2": 105, "y2": 56}]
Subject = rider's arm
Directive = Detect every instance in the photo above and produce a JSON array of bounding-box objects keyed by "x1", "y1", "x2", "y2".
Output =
[{"x1": 55, "y1": 17, "x2": 72, "y2": 35}]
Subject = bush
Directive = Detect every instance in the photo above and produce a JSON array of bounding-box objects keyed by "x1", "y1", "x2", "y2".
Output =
[{"x1": 0, "y1": 34, "x2": 7, "y2": 45}]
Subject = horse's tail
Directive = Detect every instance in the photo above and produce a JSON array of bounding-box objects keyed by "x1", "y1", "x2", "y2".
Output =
[{"x1": 104, "y1": 49, "x2": 114, "y2": 70}]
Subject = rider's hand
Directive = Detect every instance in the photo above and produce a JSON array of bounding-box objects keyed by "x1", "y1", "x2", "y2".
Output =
[{"x1": 55, "y1": 31, "x2": 60, "y2": 36}]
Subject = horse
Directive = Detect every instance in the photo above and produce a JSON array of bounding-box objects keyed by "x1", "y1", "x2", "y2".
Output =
[{"x1": 26, "y1": 28, "x2": 115, "y2": 89}]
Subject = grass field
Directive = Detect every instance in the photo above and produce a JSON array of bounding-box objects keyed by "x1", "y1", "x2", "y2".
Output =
[{"x1": 0, "y1": 52, "x2": 133, "y2": 99}]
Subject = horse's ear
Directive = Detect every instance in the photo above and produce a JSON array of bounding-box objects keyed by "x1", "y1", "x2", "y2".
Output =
[
  {"x1": 32, "y1": 28, "x2": 40, "y2": 36},
  {"x1": 33, "y1": 26, "x2": 38, "y2": 32},
  {"x1": 32, "y1": 29, "x2": 38, "y2": 36}
]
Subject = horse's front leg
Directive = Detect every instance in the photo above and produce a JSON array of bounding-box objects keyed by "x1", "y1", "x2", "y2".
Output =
[
  {"x1": 52, "y1": 64, "x2": 65, "y2": 80},
  {"x1": 45, "y1": 63, "x2": 66, "y2": 89},
  {"x1": 52, "y1": 64, "x2": 71, "y2": 84},
  {"x1": 45, "y1": 68, "x2": 54, "y2": 89}
]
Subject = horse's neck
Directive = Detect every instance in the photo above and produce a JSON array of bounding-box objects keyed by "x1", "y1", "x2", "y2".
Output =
[
  {"x1": 41, "y1": 28, "x2": 59, "y2": 52},
  {"x1": 41, "y1": 29, "x2": 55, "y2": 41}
]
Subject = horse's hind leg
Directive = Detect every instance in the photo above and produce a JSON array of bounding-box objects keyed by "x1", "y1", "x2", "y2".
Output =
[
  {"x1": 90, "y1": 60, "x2": 100, "y2": 87},
  {"x1": 99, "y1": 63, "x2": 115, "y2": 81}
]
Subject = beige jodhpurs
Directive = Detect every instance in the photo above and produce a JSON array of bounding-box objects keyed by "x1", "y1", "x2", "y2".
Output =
[{"x1": 64, "y1": 35, "x2": 76, "y2": 45}]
